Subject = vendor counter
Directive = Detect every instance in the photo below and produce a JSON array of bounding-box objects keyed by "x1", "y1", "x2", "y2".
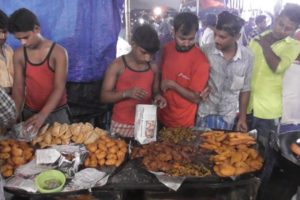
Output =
[{"x1": 5, "y1": 159, "x2": 260, "y2": 200}]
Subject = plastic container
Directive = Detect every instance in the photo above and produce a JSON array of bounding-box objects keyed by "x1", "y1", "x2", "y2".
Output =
[{"x1": 35, "y1": 170, "x2": 66, "y2": 193}]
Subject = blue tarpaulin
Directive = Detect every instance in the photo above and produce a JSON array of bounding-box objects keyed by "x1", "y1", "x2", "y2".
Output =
[{"x1": 1, "y1": 0, "x2": 123, "y2": 82}]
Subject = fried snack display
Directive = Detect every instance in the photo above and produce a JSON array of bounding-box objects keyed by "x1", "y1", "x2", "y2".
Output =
[
  {"x1": 0, "y1": 139, "x2": 34, "y2": 177},
  {"x1": 159, "y1": 127, "x2": 196, "y2": 143},
  {"x1": 200, "y1": 131, "x2": 263, "y2": 177},
  {"x1": 84, "y1": 135, "x2": 127, "y2": 168},
  {"x1": 32, "y1": 122, "x2": 107, "y2": 148},
  {"x1": 131, "y1": 142, "x2": 211, "y2": 177}
]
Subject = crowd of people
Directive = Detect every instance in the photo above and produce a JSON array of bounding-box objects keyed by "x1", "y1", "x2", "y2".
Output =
[{"x1": 1, "y1": 3, "x2": 300, "y2": 199}]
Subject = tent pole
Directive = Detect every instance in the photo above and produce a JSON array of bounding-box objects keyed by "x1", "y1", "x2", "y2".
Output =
[{"x1": 125, "y1": 0, "x2": 131, "y2": 42}]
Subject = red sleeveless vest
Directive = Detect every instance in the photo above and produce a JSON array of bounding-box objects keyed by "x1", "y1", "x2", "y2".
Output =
[
  {"x1": 112, "y1": 56, "x2": 154, "y2": 124},
  {"x1": 24, "y1": 43, "x2": 67, "y2": 111}
]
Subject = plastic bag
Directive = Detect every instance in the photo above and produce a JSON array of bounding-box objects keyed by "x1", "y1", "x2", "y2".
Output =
[{"x1": 10, "y1": 122, "x2": 38, "y2": 142}]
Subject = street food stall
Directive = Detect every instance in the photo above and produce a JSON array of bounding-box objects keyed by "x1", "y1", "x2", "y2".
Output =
[{"x1": 1, "y1": 124, "x2": 263, "y2": 200}]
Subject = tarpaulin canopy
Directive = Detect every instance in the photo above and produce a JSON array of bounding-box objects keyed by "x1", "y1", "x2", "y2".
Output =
[{"x1": 1, "y1": 0, "x2": 123, "y2": 82}]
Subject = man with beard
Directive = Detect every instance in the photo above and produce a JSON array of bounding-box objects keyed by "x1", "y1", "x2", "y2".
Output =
[
  {"x1": 196, "y1": 11, "x2": 253, "y2": 132},
  {"x1": 8, "y1": 8, "x2": 70, "y2": 133},
  {"x1": 158, "y1": 12, "x2": 210, "y2": 128},
  {"x1": 247, "y1": 3, "x2": 300, "y2": 146}
]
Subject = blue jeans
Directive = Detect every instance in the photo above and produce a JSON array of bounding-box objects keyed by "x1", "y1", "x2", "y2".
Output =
[{"x1": 196, "y1": 115, "x2": 234, "y2": 130}]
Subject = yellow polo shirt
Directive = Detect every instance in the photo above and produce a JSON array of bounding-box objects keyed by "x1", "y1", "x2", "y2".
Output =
[
  {"x1": 247, "y1": 32, "x2": 300, "y2": 119},
  {"x1": 0, "y1": 44, "x2": 14, "y2": 88}
]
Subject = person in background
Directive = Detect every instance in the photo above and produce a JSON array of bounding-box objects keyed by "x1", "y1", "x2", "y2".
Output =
[
  {"x1": 254, "y1": 15, "x2": 268, "y2": 36},
  {"x1": 196, "y1": 11, "x2": 253, "y2": 132},
  {"x1": 100, "y1": 24, "x2": 166, "y2": 138},
  {"x1": 158, "y1": 14, "x2": 173, "y2": 47},
  {"x1": 199, "y1": 13, "x2": 217, "y2": 47},
  {"x1": 0, "y1": 9, "x2": 14, "y2": 94},
  {"x1": 158, "y1": 12, "x2": 210, "y2": 128},
  {"x1": 8, "y1": 8, "x2": 70, "y2": 133},
  {"x1": 279, "y1": 31, "x2": 300, "y2": 135},
  {"x1": 247, "y1": 3, "x2": 300, "y2": 146},
  {"x1": 243, "y1": 17, "x2": 256, "y2": 45}
]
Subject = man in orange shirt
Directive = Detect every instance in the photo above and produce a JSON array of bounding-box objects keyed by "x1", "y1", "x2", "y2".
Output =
[{"x1": 158, "y1": 12, "x2": 210, "y2": 128}]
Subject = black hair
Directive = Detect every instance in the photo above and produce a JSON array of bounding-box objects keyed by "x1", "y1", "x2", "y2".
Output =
[
  {"x1": 280, "y1": 3, "x2": 300, "y2": 26},
  {"x1": 205, "y1": 13, "x2": 217, "y2": 27},
  {"x1": 216, "y1": 11, "x2": 245, "y2": 37},
  {"x1": 173, "y1": 12, "x2": 199, "y2": 35},
  {"x1": 255, "y1": 15, "x2": 266, "y2": 25},
  {"x1": 8, "y1": 8, "x2": 40, "y2": 33},
  {"x1": 131, "y1": 24, "x2": 160, "y2": 54},
  {"x1": 0, "y1": 9, "x2": 8, "y2": 30}
]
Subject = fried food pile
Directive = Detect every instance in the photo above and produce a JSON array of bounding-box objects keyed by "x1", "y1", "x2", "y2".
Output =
[
  {"x1": 159, "y1": 127, "x2": 196, "y2": 143},
  {"x1": 200, "y1": 131, "x2": 263, "y2": 177},
  {"x1": 84, "y1": 134, "x2": 127, "y2": 168},
  {"x1": 131, "y1": 142, "x2": 211, "y2": 177},
  {"x1": 32, "y1": 122, "x2": 107, "y2": 148},
  {"x1": 0, "y1": 140, "x2": 34, "y2": 177}
]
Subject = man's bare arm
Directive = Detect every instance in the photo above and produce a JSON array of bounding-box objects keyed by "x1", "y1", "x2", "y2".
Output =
[
  {"x1": 161, "y1": 80, "x2": 201, "y2": 103},
  {"x1": 11, "y1": 48, "x2": 25, "y2": 117},
  {"x1": 100, "y1": 60, "x2": 126, "y2": 103},
  {"x1": 236, "y1": 91, "x2": 250, "y2": 132},
  {"x1": 256, "y1": 34, "x2": 280, "y2": 72}
]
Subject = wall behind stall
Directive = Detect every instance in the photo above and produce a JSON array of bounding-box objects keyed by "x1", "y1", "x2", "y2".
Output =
[{"x1": 1, "y1": 0, "x2": 124, "y2": 82}]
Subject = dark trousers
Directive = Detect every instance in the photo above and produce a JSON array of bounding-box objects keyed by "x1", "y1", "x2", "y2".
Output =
[{"x1": 22, "y1": 105, "x2": 72, "y2": 125}]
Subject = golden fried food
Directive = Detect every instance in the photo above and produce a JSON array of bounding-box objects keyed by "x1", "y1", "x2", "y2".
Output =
[
  {"x1": 84, "y1": 136, "x2": 127, "y2": 168},
  {"x1": 200, "y1": 131, "x2": 263, "y2": 177},
  {"x1": 2, "y1": 169, "x2": 13, "y2": 177},
  {"x1": 291, "y1": 143, "x2": 300, "y2": 156},
  {"x1": 95, "y1": 151, "x2": 106, "y2": 160},
  {"x1": 105, "y1": 159, "x2": 117, "y2": 166},
  {"x1": 86, "y1": 143, "x2": 97, "y2": 153},
  {"x1": 0, "y1": 140, "x2": 34, "y2": 178}
]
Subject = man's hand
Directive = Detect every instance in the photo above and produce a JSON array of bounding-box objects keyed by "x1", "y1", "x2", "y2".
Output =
[
  {"x1": 126, "y1": 87, "x2": 148, "y2": 100},
  {"x1": 24, "y1": 113, "x2": 47, "y2": 133},
  {"x1": 153, "y1": 94, "x2": 167, "y2": 108},
  {"x1": 200, "y1": 86, "x2": 211, "y2": 101},
  {"x1": 235, "y1": 118, "x2": 248, "y2": 132},
  {"x1": 161, "y1": 80, "x2": 176, "y2": 92},
  {"x1": 255, "y1": 33, "x2": 275, "y2": 49}
]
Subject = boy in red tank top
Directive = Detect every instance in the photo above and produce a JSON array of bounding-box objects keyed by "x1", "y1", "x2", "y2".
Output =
[
  {"x1": 8, "y1": 8, "x2": 70, "y2": 132},
  {"x1": 101, "y1": 24, "x2": 166, "y2": 137}
]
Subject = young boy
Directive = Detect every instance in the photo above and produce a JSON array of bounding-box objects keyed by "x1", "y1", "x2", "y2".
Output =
[
  {"x1": 100, "y1": 24, "x2": 166, "y2": 137},
  {"x1": 8, "y1": 8, "x2": 70, "y2": 132}
]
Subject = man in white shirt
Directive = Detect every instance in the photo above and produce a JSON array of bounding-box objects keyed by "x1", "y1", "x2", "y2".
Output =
[{"x1": 199, "y1": 13, "x2": 217, "y2": 47}]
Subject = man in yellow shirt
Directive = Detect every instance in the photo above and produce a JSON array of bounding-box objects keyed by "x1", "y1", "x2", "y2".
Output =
[
  {"x1": 247, "y1": 3, "x2": 300, "y2": 146},
  {"x1": 0, "y1": 9, "x2": 13, "y2": 94}
]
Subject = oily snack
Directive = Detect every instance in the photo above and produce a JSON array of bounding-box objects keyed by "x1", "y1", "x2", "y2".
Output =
[
  {"x1": 84, "y1": 135, "x2": 127, "y2": 168},
  {"x1": 32, "y1": 123, "x2": 107, "y2": 148},
  {"x1": 0, "y1": 140, "x2": 34, "y2": 177},
  {"x1": 131, "y1": 141, "x2": 211, "y2": 177},
  {"x1": 199, "y1": 131, "x2": 263, "y2": 177},
  {"x1": 159, "y1": 127, "x2": 196, "y2": 143}
]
